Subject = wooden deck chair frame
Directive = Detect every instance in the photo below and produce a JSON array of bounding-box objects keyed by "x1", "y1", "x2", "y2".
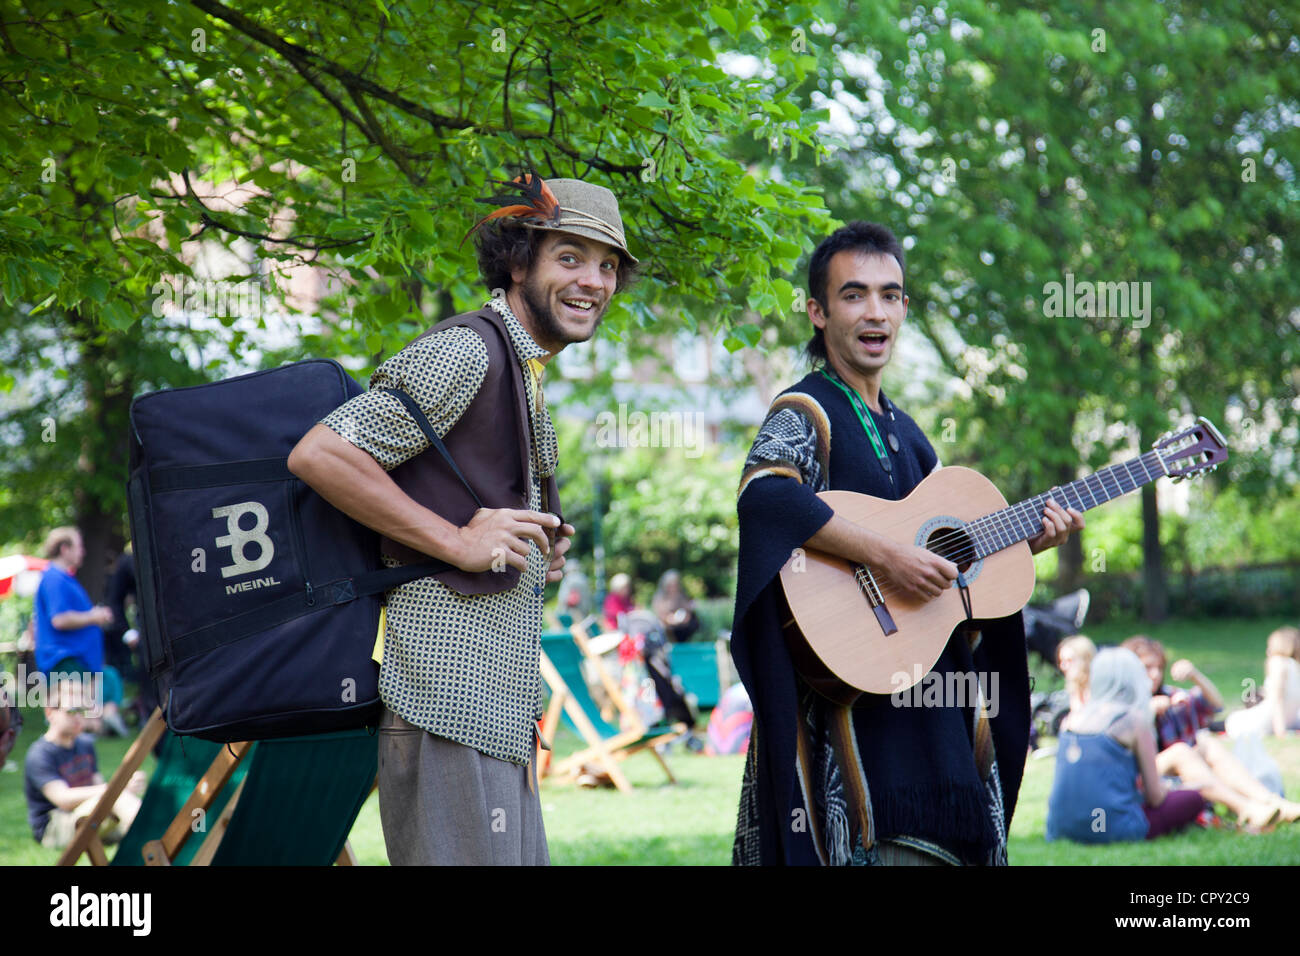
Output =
[
  {"x1": 57, "y1": 708, "x2": 363, "y2": 867},
  {"x1": 538, "y1": 625, "x2": 684, "y2": 794},
  {"x1": 55, "y1": 708, "x2": 167, "y2": 867}
]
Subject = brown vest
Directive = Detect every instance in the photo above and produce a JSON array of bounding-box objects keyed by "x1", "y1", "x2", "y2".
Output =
[{"x1": 381, "y1": 306, "x2": 561, "y2": 595}]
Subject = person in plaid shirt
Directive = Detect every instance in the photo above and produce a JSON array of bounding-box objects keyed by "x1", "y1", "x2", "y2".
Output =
[{"x1": 1123, "y1": 635, "x2": 1300, "y2": 829}]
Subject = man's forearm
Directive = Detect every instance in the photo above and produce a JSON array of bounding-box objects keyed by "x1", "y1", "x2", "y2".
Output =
[
  {"x1": 287, "y1": 424, "x2": 466, "y2": 567},
  {"x1": 805, "y1": 513, "x2": 897, "y2": 566},
  {"x1": 48, "y1": 782, "x2": 106, "y2": 812},
  {"x1": 1191, "y1": 669, "x2": 1224, "y2": 710},
  {"x1": 50, "y1": 610, "x2": 101, "y2": 631}
]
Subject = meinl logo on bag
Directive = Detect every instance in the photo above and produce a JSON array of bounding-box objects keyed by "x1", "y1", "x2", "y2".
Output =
[{"x1": 211, "y1": 500, "x2": 282, "y2": 596}]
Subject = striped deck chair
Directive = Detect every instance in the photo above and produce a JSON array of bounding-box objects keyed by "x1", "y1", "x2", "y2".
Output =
[
  {"x1": 190, "y1": 728, "x2": 377, "y2": 866},
  {"x1": 59, "y1": 709, "x2": 376, "y2": 866},
  {"x1": 538, "y1": 628, "x2": 684, "y2": 794}
]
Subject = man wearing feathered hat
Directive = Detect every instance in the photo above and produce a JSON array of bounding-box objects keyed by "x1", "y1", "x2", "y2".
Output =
[{"x1": 290, "y1": 173, "x2": 638, "y2": 865}]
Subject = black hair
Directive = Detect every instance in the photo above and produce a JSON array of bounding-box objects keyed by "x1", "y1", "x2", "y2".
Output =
[
  {"x1": 474, "y1": 220, "x2": 639, "y2": 295},
  {"x1": 805, "y1": 221, "x2": 905, "y2": 363}
]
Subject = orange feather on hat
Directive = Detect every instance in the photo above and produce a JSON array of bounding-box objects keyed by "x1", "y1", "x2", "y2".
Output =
[{"x1": 460, "y1": 171, "x2": 563, "y2": 245}]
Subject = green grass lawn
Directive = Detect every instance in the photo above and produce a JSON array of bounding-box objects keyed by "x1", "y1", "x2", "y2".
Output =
[{"x1": 5, "y1": 614, "x2": 1299, "y2": 866}]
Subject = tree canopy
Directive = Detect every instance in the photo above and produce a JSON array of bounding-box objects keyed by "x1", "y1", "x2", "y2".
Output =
[{"x1": 1, "y1": 1, "x2": 1295, "y2": 617}]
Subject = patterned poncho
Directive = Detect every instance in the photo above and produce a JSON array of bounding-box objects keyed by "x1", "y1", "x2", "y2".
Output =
[{"x1": 729, "y1": 370, "x2": 1031, "y2": 865}]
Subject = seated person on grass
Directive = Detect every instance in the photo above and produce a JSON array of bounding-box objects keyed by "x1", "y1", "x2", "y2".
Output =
[
  {"x1": 23, "y1": 679, "x2": 145, "y2": 849},
  {"x1": 1123, "y1": 635, "x2": 1299, "y2": 828},
  {"x1": 1226, "y1": 626, "x2": 1300, "y2": 741},
  {"x1": 1047, "y1": 648, "x2": 1205, "y2": 844},
  {"x1": 1057, "y1": 634, "x2": 1098, "y2": 717}
]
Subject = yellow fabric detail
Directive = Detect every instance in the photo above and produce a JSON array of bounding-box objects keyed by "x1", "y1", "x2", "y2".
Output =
[
  {"x1": 372, "y1": 605, "x2": 386, "y2": 664},
  {"x1": 526, "y1": 357, "x2": 545, "y2": 386}
]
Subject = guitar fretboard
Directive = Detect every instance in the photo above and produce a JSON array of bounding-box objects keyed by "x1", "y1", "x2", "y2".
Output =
[{"x1": 969, "y1": 449, "x2": 1168, "y2": 558}]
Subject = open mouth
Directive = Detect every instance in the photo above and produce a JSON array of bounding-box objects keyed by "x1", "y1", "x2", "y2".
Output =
[
  {"x1": 859, "y1": 330, "x2": 889, "y2": 354},
  {"x1": 561, "y1": 297, "x2": 598, "y2": 315}
]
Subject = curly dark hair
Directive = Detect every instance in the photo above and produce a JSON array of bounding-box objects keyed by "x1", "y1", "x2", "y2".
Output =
[
  {"x1": 474, "y1": 220, "x2": 639, "y2": 295},
  {"x1": 805, "y1": 221, "x2": 906, "y2": 364}
]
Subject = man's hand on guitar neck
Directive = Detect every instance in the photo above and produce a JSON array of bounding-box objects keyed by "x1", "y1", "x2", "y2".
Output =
[
  {"x1": 806, "y1": 515, "x2": 957, "y2": 603},
  {"x1": 1027, "y1": 498, "x2": 1085, "y2": 555}
]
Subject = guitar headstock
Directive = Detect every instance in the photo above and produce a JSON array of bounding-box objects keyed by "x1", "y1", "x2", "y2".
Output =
[{"x1": 1152, "y1": 417, "x2": 1229, "y2": 480}]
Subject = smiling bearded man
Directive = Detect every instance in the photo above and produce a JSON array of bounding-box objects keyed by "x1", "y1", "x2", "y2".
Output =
[
  {"x1": 289, "y1": 173, "x2": 638, "y2": 865},
  {"x1": 729, "y1": 221, "x2": 1083, "y2": 866}
]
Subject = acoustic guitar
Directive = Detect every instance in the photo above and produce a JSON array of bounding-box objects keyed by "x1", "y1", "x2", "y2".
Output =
[{"x1": 779, "y1": 418, "x2": 1228, "y2": 701}]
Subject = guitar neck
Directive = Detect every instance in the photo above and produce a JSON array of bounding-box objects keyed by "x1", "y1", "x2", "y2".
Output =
[{"x1": 970, "y1": 449, "x2": 1169, "y2": 559}]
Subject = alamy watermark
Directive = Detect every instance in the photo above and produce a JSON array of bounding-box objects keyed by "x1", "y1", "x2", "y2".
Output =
[
  {"x1": 1, "y1": 665, "x2": 104, "y2": 716},
  {"x1": 1041, "y1": 273, "x2": 1151, "y2": 329},
  {"x1": 594, "y1": 404, "x2": 706, "y2": 459},
  {"x1": 890, "y1": 665, "x2": 1000, "y2": 718},
  {"x1": 151, "y1": 276, "x2": 264, "y2": 319}
]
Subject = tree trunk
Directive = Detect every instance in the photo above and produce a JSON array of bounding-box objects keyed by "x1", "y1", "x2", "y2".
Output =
[
  {"x1": 71, "y1": 309, "x2": 130, "y2": 602},
  {"x1": 1053, "y1": 459, "x2": 1084, "y2": 591},
  {"x1": 1134, "y1": 95, "x2": 1168, "y2": 623},
  {"x1": 1057, "y1": 526, "x2": 1084, "y2": 594},
  {"x1": 1140, "y1": 481, "x2": 1167, "y2": 622}
]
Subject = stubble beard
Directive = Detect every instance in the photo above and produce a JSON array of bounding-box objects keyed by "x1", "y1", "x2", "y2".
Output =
[{"x1": 521, "y1": 274, "x2": 603, "y2": 348}]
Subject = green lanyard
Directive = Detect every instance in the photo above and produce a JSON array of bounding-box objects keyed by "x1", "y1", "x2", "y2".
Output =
[{"x1": 819, "y1": 368, "x2": 893, "y2": 477}]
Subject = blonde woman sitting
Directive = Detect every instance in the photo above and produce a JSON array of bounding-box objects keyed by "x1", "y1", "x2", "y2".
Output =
[
  {"x1": 1226, "y1": 626, "x2": 1300, "y2": 740},
  {"x1": 1057, "y1": 635, "x2": 1097, "y2": 717}
]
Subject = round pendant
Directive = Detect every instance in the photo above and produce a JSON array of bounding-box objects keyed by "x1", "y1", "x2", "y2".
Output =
[{"x1": 888, "y1": 432, "x2": 901, "y2": 453}]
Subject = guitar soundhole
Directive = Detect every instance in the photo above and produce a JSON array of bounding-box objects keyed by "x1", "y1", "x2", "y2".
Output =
[{"x1": 925, "y1": 525, "x2": 975, "y2": 573}]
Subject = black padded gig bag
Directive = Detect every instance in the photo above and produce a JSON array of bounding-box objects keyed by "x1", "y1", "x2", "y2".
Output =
[{"x1": 126, "y1": 360, "x2": 450, "y2": 742}]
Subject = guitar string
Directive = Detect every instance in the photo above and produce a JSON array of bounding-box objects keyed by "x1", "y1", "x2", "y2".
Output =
[
  {"x1": 823, "y1": 425, "x2": 1173, "y2": 572},
  {"x1": 871, "y1": 452, "x2": 1164, "y2": 560},
  {"x1": 824, "y1": 442, "x2": 1210, "y2": 608},
  {"x1": 863, "y1": 504, "x2": 1092, "y2": 605},
  {"x1": 843, "y1": 458, "x2": 1167, "y2": 606}
]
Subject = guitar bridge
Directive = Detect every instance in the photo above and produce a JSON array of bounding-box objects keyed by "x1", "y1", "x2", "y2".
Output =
[{"x1": 854, "y1": 564, "x2": 898, "y2": 635}]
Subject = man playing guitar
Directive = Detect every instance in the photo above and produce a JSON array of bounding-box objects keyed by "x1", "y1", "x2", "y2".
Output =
[{"x1": 730, "y1": 221, "x2": 1083, "y2": 865}]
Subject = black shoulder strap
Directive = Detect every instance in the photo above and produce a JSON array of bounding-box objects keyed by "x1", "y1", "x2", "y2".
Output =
[{"x1": 378, "y1": 386, "x2": 484, "y2": 510}]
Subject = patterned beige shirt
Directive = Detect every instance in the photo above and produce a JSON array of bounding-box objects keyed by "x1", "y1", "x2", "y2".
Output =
[{"x1": 320, "y1": 298, "x2": 557, "y2": 765}]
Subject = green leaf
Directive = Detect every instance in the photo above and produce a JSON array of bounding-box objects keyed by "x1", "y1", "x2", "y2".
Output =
[
  {"x1": 6, "y1": 215, "x2": 43, "y2": 232},
  {"x1": 772, "y1": 238, "x2": 802, "y2": 259},
  {"x1": 70, "y1": 108, "x2": 98, "y2": 140},
  {"x1": 409, "y1": 208, "x2": 436, "y2": 236},
  {"x1": 250, "y1": 165, "x2": 279, "y2": 190},
  {"x1": 85, "y1": 276, "x2": 109, "y2": 303},
  {"x1": 29, "y1": 292, "x2": 57, "y2": 315},
  {"x1": 106, "y1": 154, "x2": 142, "y2": 180},
  {"x1": 636, "y1": 91, "x2": 672, "y2": 110},
  {"x1": 730, "y1": 323, "x2": 761, "y2": 348}
]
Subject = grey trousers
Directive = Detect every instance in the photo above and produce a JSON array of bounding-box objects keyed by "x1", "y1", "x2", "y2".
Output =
[{"x1": 377, "y1": 707, "x2": 550, "y2": 866}]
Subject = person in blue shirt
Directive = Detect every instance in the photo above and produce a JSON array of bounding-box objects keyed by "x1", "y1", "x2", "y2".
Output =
[
  {"x1": 1047, "y1": 647, "x2": 1209, "y2": 843},
  {"x1": 33, "y1": 527, "x2": 128, "y2": 736}
]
